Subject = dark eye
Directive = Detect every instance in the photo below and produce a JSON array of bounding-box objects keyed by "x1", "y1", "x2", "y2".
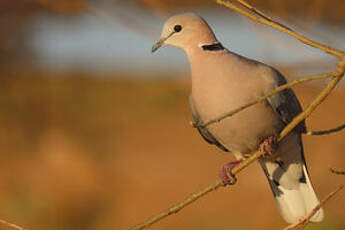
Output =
[{"x1": 174, "y1": 25, "x2": 182, "y2": 32}]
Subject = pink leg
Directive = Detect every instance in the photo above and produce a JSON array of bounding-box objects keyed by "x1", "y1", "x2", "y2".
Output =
[
  {"x1": 219, "y1": 159, "x2": 243, "y2": 186},
  {"x1": 259, "y1": 135, "x2": 278, "y2": 157}
]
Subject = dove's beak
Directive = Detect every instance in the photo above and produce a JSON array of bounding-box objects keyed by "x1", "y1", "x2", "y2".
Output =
[
  {"x1": 152, "y1": 38, "x2": 165, "y2": 53},
  {"x1": 152, "y1": 32, "x2": 175, "y2": 53}
]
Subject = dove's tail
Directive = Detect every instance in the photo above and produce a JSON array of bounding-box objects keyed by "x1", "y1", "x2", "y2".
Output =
[{"x1": 258, "y1": 133, "x2": 324, "y2": 224}]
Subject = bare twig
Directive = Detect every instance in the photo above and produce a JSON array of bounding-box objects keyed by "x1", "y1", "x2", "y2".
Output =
[
  {"x1": 202, "y1": 72, "x2": 335, "y2": 127},
  {"x1": 306, "y1": 123, "x2": 345, "y2": 136},
  {"x1": 330, "y1": 168, "x2": 345, "y2": 175},
  {"x1": 130, "y1": 149, "x2": 266, "y2": 230},
  {"x1": 0, "y1": 219, "x2": 26, "y2": 230},
  {"x1": 234, "y1": 0, "x2": 293, "y2": 31},
  {"x1": 280, "y1": 76, "x2": 343, "y2": 138},
  {"x1": 217, "y1": 0, "x2": 345, "y2": 58},
  {"x1": 130, "y1": 180, "x2": 223, "y2": 230},
  {"x1": 283, "y1": 185, "x2": 345, "y2": 230}
]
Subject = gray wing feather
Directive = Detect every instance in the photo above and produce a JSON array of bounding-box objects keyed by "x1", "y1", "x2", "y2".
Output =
[
  {"x1": 267, "y1": 68, "x2": 307, "y2": 134},
  {"x1": 189, "y1": 96, "x2": 229, "y2": 152}
]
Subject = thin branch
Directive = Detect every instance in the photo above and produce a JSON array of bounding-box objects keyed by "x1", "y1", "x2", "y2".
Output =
[
  {"x1": 306, "y1": 123, "x2": 345, "y2": 135},
  {"x1": 280, "y1": 76, "x2": 343, "y2": 139},
  {"x1": 217, "y1": 0, "x2": 345, "y2": 58},
  {"x1": 330, "y1": 168, "x2": 345, "y2": 175},
  {"x1": 130, "y1": 150, "x2": 264, "y2": 230},
  {"x1": 130, "y1": 180, "x2": 223, "y2": 230},
  {"x1": 234, "y1": 0, "x2": 293, "y2": 31},
  {"x1": 283, "y1": 185, "x2": 345, "y2": 230},
  {"x1": 0, "y1": 219, "x2": 26, "y2": 230},
  {"x1": 201, "y1": 72, "x2": 335, "y2": 127}
]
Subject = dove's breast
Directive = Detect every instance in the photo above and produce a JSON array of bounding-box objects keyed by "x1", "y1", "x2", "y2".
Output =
[{"x1": 189, "y1": 51, "x2": 283, "y2": 153}]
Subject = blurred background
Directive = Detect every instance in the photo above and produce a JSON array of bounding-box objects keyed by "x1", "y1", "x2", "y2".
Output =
[{"x1": 0, "y1": 0, "x2": 345, "y2": 229}]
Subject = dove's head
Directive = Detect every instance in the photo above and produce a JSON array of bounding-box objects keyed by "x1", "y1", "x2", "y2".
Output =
[{"x1": 152, "y1": 13, "x2": 218, "y2": 53}]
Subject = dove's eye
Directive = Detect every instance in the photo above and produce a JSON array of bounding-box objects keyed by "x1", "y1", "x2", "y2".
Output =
[{"x1": 174, "y1": 25, "x2": 182, "y2": 32}]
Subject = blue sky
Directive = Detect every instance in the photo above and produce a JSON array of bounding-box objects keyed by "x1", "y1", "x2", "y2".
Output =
[{"x1": 29, "y1": 7, "x2": 345, "y2": 76}]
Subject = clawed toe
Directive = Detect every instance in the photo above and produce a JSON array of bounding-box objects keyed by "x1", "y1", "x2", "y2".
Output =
[
  {"x1": 259, "y1": 136, "x2": 278, "y2": 157},
  {"x1": 219, "y1": 160, "x2": 243, "y2": 186}
]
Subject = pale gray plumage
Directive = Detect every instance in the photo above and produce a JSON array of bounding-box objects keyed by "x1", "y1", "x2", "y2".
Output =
[
  {"x1": 153, "y1": 13, "x2": 323, "y2": 223},
  {"x1": 190, "y1": 96, "x2": 229, "y2": 152}
]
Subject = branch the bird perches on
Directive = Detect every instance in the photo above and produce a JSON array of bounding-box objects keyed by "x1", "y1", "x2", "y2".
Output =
[{"x1": 130, "y1": 0, "x2": 345, "y2": 229}]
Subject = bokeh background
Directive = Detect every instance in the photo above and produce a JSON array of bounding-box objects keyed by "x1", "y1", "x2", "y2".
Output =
[{"x1": 1, "y1": 0, "x2": 345, "y2": 229}]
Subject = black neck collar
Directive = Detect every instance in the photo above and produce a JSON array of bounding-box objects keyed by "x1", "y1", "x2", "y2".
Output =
[{"x1": 201, "y1": 42, "x2": 225, "y2": 51}]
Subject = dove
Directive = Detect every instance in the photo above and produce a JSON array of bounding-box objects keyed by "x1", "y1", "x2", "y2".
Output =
[{"x1": 152, "y1": 13, "x2": 323, "y2": 224}]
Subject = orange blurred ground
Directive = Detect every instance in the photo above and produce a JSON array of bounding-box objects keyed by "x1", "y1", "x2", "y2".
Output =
[{"x1": 0, "y1": 72, "x2": 344, "y2": 230}]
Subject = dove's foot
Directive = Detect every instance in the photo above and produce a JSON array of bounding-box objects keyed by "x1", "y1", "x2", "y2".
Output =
[
  {"x1": 259, "y1": 135, "x2": 278, "y2": 157},
  {"x1": 219, "y1": 159, "x2": 243, "y2": 186}
]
